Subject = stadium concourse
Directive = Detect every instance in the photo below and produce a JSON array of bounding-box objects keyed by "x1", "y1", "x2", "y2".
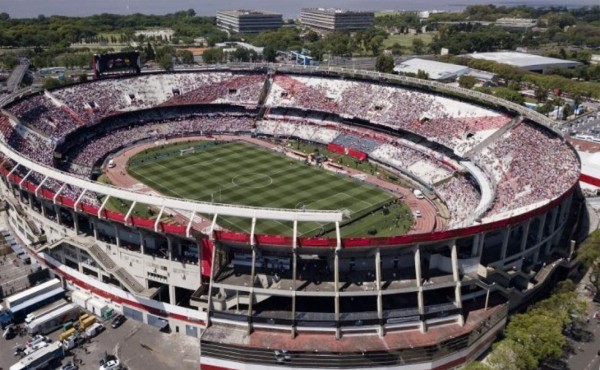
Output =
[{"x1": 0, "y1": 65, "x2": 583, "y2": 370}]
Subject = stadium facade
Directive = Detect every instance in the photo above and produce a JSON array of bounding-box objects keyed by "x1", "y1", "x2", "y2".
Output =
[{"x1": 0, "y1": 64, "x2": 583, "y2": 370}]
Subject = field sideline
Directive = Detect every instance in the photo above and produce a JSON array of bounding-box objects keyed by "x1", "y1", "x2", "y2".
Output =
[{"x1": 127, "y1": 141, "x2": 412, "y2": 237}]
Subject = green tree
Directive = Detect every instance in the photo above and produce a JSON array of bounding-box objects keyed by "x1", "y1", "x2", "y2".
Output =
[
  {"x1": 263, "y1": 45, "x2": 277, "y2": 62},
  {"x1": 412, "y1": 38, "x2": 425, "y2": 54},
  {"x1": 416, "y1": 69, "x2": 429, "y2": 80},
  {"x1": 534, "y1": 86, "x2": 548, "y2": 102},
  {"x1": 390, "y1": 42, "x2": 403, "y2": 56},
  {"x1": 493, "y1": 87, "x2": 524, "y2": 104},
  {"x1": 369, "y1": 35, "x2": 385, "y2": 56},
  {"x1": 232, "y1": 47, "x2": 250, "y2": 62},
  {"x1": 375, "y1": 55, "x2": 395, "y2": 73},
  {"x1": 486, "y1": 339, "x2": 537, "y2": 370},
  {"x1": 458, "y1": 75, "x2": 477, "y2": 89},
  {"x1": 504, "y1": 312, "x2": 565, "y2": 366},
  {"x1": 202, "y1": 48, "x2": 223, "y2": 64},
  {"x1": 176, "y1": 49, "x2": 194, "y2": 64},
  {"x1": 158, "y1": 53, "x2": 173, "y2": 71},
  {"x1": 144, "y1": 42, "x2": 155, "y2": 61}
]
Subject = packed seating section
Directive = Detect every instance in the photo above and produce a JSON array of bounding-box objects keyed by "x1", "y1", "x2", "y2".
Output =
[{"x1": 0, "y1": 72, "x2": 579, "y2": 227}]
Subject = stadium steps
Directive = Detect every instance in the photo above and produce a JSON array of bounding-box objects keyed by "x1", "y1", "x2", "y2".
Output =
[
  {"x1": 463, "y1": 116, "x2": 523, "y2": 159},
  {"x1": 53, "y1": 235, "x2": 156, "y2": 297},
  {"x1": 256, "y1": 75, "x2": 273, "y2": 119}
]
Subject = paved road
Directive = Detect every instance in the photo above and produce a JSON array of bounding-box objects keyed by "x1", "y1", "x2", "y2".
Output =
[{"x1": 567, "y1": 271, "x2": 600, "y2": 370}]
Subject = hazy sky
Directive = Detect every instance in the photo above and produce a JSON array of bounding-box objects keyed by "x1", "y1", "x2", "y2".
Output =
[{"x1": 2, "y1": 0, "x2": 598, "y2": 18}]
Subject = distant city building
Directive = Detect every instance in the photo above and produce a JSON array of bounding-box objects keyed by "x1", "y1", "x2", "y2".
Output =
[
  {"x1": 216, "y1": 10, "x2": 283, "y2": 33},
  {"x1": 467, "y1": 51, "x2": 581, "y2": 73},
  {"x1": 591, "y1": 54, "x2": 600, "y2": 65},
  {"x1": 300, "y1": 8, "x2": 375, "y2": 31}
]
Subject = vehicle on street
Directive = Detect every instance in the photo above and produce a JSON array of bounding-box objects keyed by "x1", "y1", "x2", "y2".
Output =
[
  {"x1": 99, "y1": 359, "x2": 121, "y2": 370},
  {"x1": 110, "y1": 315, "x2": 126, "y2": 329},
  {"x1": 61, "y1": 363, "x2": 79, "y2": 370}
]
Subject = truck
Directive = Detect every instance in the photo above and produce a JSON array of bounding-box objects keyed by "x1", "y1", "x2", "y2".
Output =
[
  {"x1": 1, "y1": 286, "x2": 66, "y2": 326},
  {"x1": 25, "y1": 299, "x2": 68, "y2": 324},
  {"x1": 10, "y1": 341, "x2": 64, "y2": 370},
  {"x1": 26, "y1": 304, "x2": 79, "y2": 335},
  {"x1": 5, "y1": 279, "x2": 62, "y2": 311}
]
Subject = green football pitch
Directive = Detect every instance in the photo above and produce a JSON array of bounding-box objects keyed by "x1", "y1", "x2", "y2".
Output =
[{"x1": 127, "y1": 141, "x2": 412, "y2": 237}]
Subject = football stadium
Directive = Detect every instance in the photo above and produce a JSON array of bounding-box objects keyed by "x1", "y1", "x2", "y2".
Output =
[{"x1": 0, "y1": 61, "x2": 584, "y2": 370}]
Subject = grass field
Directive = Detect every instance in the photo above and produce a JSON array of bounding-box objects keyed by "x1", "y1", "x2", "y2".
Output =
[
  {"x1": 127, "y1": 141, "x2": 413, "y2": 237},
  {"x1": 382, "y1": 33, "x2": 435, "y2": 49}
]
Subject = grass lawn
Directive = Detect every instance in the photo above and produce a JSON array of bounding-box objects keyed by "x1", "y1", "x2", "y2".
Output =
[
  {"x1": 383, "y1": 33, "x2": 435, "y2": 49},
  {"x1": 127, "y1": 141, "x2": 412, "y2": 237}
]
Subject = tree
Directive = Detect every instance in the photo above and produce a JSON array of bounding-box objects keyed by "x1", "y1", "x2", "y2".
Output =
[
  {"x1": 493, "y1": 87, "x2": 524, "y2": 105},
  {"x1": 158, "y1": 53, "x2": 173, "y2": 71},
  {"x1": 375, "y1": 55, "x2": 395, "y2": 73},
  {"x1": 232, "y1": 47, "x2": 250, "y2": 62},
  {"x1": 412, "y1": 38, "x2": 425, "y2": 55},
  {"x1": 390, "y1": 42, "x2": 402, "y2": 56},
  {"x1": 534, "y1": 86, "x2": 548, "y2": 102},
  {"x1": 458, "y1": 75, "x2": 477, "y2": 89},
  {"x1": 416, "y1": 69, "x2": 429, "y2": 80},
  {"x1": 263, "y1": 45, "x2": 277, "y2": 62},
  {"x1": 486, "y1": 339, "x2": 537, "y2": 370},
  {"x1": 202, "y1": 48, "x2": 223, "y2": 64},
  {"x1": 144, "y1": 42, "x2": 155, "y2": 61},
  {"x1": 176, "y1": 49, "x2": 194, "y2": 64},
  {"x1": 504, "y1": 312, "x2": 565, "y2": 366},
  {"x1": 369, "y1": 35, "x2": 385, "y2": 56}
]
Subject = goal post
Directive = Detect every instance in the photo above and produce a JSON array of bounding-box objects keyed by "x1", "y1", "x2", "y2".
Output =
[{"x1": 180, "y1": 147, "x2": 195, "y2": 156}]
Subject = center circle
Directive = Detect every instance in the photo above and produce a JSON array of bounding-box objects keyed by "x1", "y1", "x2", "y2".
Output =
[{"x1": 231, "y1": 173, "x2": 273, "y2": 188}]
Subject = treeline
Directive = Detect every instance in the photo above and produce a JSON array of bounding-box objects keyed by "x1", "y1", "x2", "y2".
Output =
[
  {"x1": 466, "y1": 280, "x2": 586, "y2": 370},
  {"x1": 0, "y1": 10, "x2": 226, "y2": 47}
]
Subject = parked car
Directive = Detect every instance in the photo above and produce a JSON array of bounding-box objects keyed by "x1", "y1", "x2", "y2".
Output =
[
  {"x1": 99, "y1": 359, "x2": 121, "y2": 370},
  {"x1": 110, "y1": 314, "x2": 126, "y2": 329},
  {"x1": 61, "y1": 363, "x2": 79, "y2": 370}
]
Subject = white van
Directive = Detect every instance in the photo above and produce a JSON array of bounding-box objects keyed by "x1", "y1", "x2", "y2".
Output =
[
  {"x1": 85, "y1": 323, "x2": 104, "y2": 338},
  {"x1": 413, "y1": 189, "x2": 425, "y2": 199},
  {"x1": 107, "y1": 159, "x2": 115, "y2": 168}
]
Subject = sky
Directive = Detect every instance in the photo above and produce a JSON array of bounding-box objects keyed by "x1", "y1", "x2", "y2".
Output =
[{"x1": 2, "y1": 0, "x2": 598, "y2": 19}]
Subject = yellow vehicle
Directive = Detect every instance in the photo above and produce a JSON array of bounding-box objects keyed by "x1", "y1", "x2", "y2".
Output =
[
  {"x1": 79, "y1": 316, "x2": 96, "y2": 330},
  {"x1": 59, "y1": 328, "x2": 75, "y2": 341}
]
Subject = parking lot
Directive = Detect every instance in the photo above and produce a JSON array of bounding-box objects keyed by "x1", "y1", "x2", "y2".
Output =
[{"x1": 2, "y1": 317, "x2": 200, "y2": 370}]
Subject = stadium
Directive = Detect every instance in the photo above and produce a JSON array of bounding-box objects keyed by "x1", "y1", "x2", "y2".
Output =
[{"x1": 0, "y1": 62, "x2": 584, "y2": 370}]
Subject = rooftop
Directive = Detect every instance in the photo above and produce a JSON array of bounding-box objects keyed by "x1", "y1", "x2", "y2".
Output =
[
  {"x1": 301, "y1": 8, "x2": 374, "y2": 15},
  {"x1": 394, "y1": 58, "x2": 470, "y2": 81},
  {"x1": 217, "y1": 10, "x2": 281, "y2": 16},
  {"x1": 466, "y1": 51, "x2": 581, "y2": 70}
]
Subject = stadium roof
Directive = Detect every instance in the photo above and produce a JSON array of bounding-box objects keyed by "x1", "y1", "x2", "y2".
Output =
[
  {"x1": 466, "y1": 51, "x2": 581, "y2": 71},
  {"x1": 393, "y1": 58, "x2": 470, "y2": 81}
]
